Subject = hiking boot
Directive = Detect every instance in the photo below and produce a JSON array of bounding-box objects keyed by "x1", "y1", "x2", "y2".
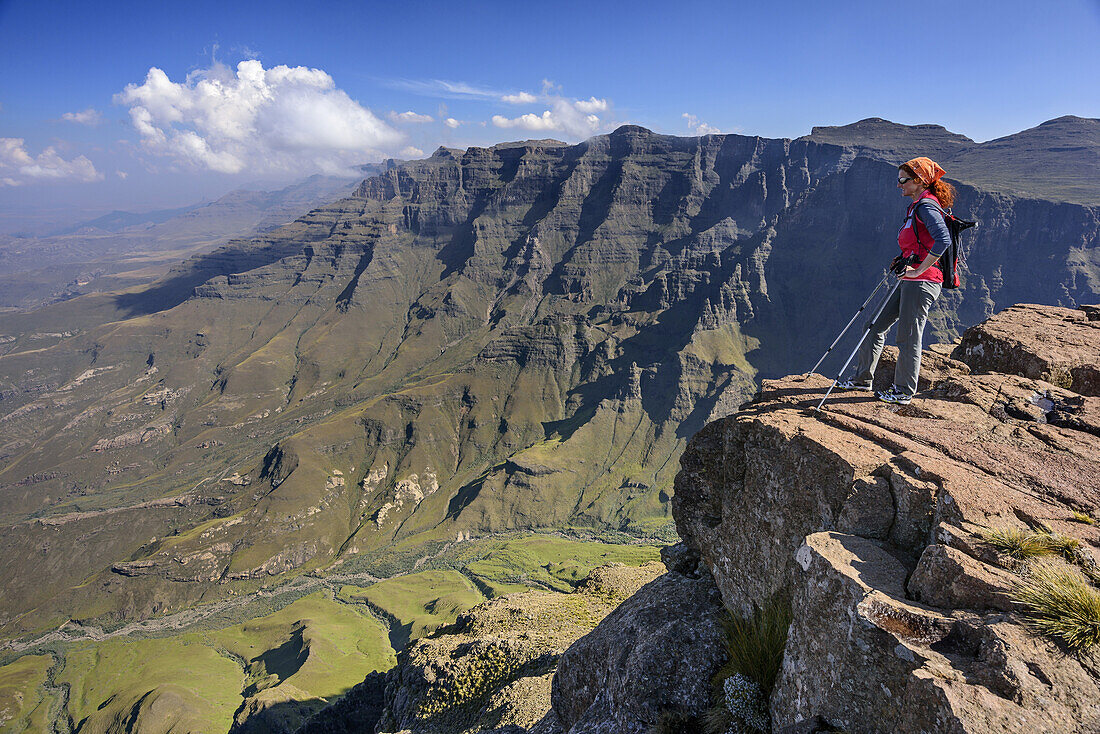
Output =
[
  {"x1": 876, "y1": 385, "x2": 912, "y2": 405},
  {"x1": 835, "y1": 378, "x2": 873, "y2": 392}
]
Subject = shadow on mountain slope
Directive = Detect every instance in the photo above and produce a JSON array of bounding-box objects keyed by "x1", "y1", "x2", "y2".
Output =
[{"x1": 111, "y1": 238, "x2": 305, "y2": 317}]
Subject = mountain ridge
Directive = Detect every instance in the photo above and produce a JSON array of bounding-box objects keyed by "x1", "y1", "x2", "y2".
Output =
[{"x1": 0, "y1": 116, "x2": 1096, "y2": 732}]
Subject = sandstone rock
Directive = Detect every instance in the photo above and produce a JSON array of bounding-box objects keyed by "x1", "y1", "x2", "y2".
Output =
[
  {"x1": 773, "y1": 531, "x2": 1100, "y2": 732},
  {"x1": 550, "y1": 570, "x2": 726, "y2": 734},
  {"x1": 874, "y1": 344, "x2": 970, "y2": 393},
  {"x1": 907, "y1": 543, "x2": 1017, "y2": 612},
  {"x1": 952, "y1": 304, "x2": 1100, "y2": 395}
]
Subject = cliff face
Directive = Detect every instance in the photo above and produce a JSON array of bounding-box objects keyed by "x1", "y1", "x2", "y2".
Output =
[
  {"x1": 0, "y1": 123, "x2": 1096, "y2": 643},
  {"x1": 546, "y1": 304, "x2": 1099, "y2": 733}
]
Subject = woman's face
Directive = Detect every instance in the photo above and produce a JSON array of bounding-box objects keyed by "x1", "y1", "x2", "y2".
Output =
[{"x1": 897, "y1": 171, "x2": 924, "y2": 198}]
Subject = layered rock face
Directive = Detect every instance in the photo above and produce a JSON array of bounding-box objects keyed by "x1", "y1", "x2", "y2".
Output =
[
  {"x1": 0, "y1": 122, "x2": 1096, "y2": 644},
  {"x1": 662, "y1": 304, "x2": 1100, "y2": 732}
]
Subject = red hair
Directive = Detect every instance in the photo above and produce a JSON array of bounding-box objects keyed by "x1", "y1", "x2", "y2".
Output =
[{"x1": 900, "y1": 163, "x2": 955, "y2": 208}]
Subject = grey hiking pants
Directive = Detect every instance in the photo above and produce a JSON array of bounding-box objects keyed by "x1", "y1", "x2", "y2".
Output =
[{"x1": 854, "y1": 279, "x2": 941, "y2": 396}]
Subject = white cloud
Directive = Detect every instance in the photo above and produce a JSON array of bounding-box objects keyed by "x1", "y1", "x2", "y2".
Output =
[
  {"x1": 0, "y1": 138, "x2": 102, "y2": 185},
  {"x1": 501, "y1": 91, "x2": 537, "y2": 104},
  {"x1": 389, "y1": 110, "x2": 433, "y2": 124},
  {"x1": 574, "y1": 97, "x2": 608, "y2": 114},
  {"x1": 682, "y1": 113, "x2": 721, "y2": 136},
  {"x1": 492, "y1": 111, "x2": 556, "y2": 131},
  {"x1": 115, "y1": 60, "x2": 405, "y2": 175},
  {"x1": 61, "y1": 108, "x2": 102, "y2": 125},
  {"x1": 116, "y1": 170, "x2": 129, "y2": 179},
  {"x1": 400, "y1": 146, "x2": 425, "y2": 158},
  {"x1": 491, "y1": 95, "x2": 611, "y2": 139},
  {"x1": 444, "y1": 117, "x2": 461, "y2": 129}
]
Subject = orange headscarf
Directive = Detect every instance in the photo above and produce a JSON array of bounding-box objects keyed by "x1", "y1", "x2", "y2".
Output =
[{"x1": 903, "y1": 157, "x2": 946, "y2": 186}]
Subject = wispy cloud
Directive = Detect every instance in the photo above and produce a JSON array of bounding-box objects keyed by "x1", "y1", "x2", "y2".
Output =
[
  {"x1": 386, "y1": 78, "x2": 504, "y2": 100},
  {"x1": 0, "y1": 137, "x2": 102, "y2": 185},
  {"x1": 682, "y1": 113, "x2": 721, "y2": 136},
  {"x1": 116, "y1": 60, "x2": 405, "y2": 175},
  {"x1": 400, "y1": 146, "x2": 425, "y2": 158},
  {"x1": 61, "y1": 108, "x2": 102, "y2": 125},
  {"x1": 444, "y1": 117, "x2": 462, "y2": 129}
]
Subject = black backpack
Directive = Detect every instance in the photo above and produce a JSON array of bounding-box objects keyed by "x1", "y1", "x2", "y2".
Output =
[{"x1": 912, "y1": 200, "x2": 977, "y2": 290}]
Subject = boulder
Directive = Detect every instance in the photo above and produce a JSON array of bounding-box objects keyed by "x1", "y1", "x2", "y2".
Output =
[
  {"x1": 550, "y1": 569, "x2": 726, "y2": 733},
  {"x1": 951, "y1": 303, "x2": 1100, "y2": 395},
  {"x1": 774, "y1": 532, "x2": 1100, "y2": 732}
]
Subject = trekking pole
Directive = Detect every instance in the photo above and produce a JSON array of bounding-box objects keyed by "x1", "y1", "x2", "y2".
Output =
[
  {"x1": 814, "y1": 276, "x2": 903, "y2": 413},
  {"x1": 808, "y1": 271, "x2": 893, "y2": 376}
]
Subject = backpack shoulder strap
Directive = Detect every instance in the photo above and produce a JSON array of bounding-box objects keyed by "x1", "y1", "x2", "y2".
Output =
[{"x1": 914, "y1": 197, "x2": 948, "y2": 222}]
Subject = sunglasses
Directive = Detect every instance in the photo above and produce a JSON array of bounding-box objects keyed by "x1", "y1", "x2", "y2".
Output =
[{"x1": 897, "y1": 176, "x2": 915, "y2": 185}]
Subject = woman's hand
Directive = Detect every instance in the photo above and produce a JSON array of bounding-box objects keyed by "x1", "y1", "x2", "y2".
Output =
[{"x1": 902, "y1": 252, "x2": 941, "y2": 280}]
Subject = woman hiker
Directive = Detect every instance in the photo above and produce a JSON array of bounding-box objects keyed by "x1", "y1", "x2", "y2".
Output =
[{"x1": 836, "y1": 156, "x2": 956, "y2": 405}]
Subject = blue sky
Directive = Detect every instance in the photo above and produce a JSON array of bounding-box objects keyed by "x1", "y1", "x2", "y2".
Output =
[{"x1": 0, "y1": 0, "x2": 1097, "y2": 223}]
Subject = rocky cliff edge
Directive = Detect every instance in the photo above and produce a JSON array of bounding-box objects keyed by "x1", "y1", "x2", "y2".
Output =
[{"x1": 546, "y1": 304, "x2": 1100, "y2": 733}]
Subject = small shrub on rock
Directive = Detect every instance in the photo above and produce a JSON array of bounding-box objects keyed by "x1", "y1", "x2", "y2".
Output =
[
  {"x1": 721, "y1": 673, "x2": 769, "y2": 733},
  {"x1": 1070, "y1": 511, "x2": 1096, "y2": 526},
  {"x1": 1011, "y1": 559, "x2": 1100, "y2": 652}
]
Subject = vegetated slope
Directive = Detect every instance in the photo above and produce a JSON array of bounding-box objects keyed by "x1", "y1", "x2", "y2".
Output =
[
  {"x1": 943, "y1": 115, "x2": 1100, "y2": 206},
  {"x1": 803, "y1": 115, "x2": 1100, "y2": 206},
  {"x1": 800, "y1": 116, "x2": 976, "y2": 163},
  {"x1": 0, "y1": 123, "x2": 1095, "y2": 643}
]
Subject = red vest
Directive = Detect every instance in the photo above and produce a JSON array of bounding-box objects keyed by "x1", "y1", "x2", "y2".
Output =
[{"x1": 898, "y1": 191, "x2": 944, "y2": 284}]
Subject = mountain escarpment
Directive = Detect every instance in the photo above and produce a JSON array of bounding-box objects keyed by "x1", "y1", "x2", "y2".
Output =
[{"x1": 1, "y1": 123, "x2": 1096, "y2": 640}]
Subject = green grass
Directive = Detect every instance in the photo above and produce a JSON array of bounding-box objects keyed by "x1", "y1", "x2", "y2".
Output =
[
  {"x1": 982, "y1": 527, "x2": 1058, "y2": 561},
  {"x1": 458, "y1": 535, "x2": 662, "y2": 594},
  {"x1": 1070, "y1": 511, "x2": 1096, "y2": 526},
  {"x1": 712, "y1": 597, "x2": 793, "y2": 695},
  {"x1": 1043, "y1": 533, "x2": 1082, "y2": 562},
  {"x1": 702, "y1": 597, "x2": 792, "y2": 734},
  {"x1": 338, "y1": 570, "x2": 484, "y2": 648},
  {"x1": 1011, "y1": 559, "x2": 1100, "y2": 652},
  {"x1": 60, "y1": 636, "x2": 245, "y2": 733},
  {"x1": 207, "y1": 591, "x2": 396, "y2": 698},
  {"x1": 58, "y1": 591, "x2": 395, "y2": 733},
  {"x1": 0, "y1": 654, "x2": 54, "y2": 733}
]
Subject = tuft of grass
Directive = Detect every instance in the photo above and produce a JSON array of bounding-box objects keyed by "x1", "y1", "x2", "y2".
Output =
[
  {"x1": 713, "y1": 596, "x2": 793, "y2": 697},
  {"x1": 702, "y1": 598, "x2": 792, "y2": 734},
  {"x1": 700, "y1": 703, "x2": 733, "y2": 734},
  {"x1": 981, "y1": 527, "x2": 1056, "y2": 560},
  {"x1": 1070, "y1": 511, "x2": 1096, "y2": 526},
  {"x1": 1010, "y1": 559, "x2": 1100, "y2": 652},
  {"x1": 1042, "y1": 533, "x2": 1082, "y2": 562}
]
